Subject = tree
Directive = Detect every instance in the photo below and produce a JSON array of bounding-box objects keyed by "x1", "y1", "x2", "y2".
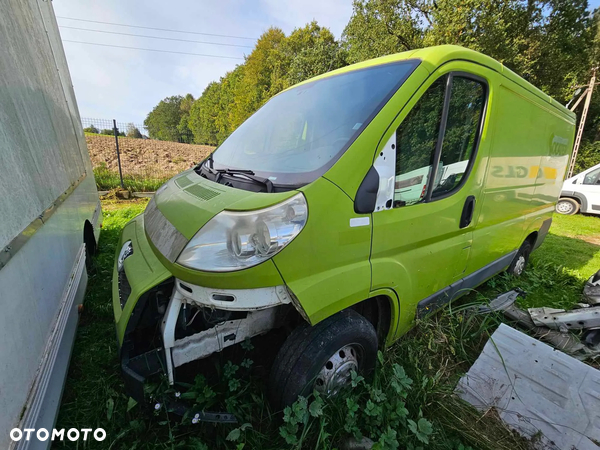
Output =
[
  {"x1": 343, "y1": 0, "x2": 425, "y2": 63},
  {"x1": 187, "y1": 23, "x2": 346, "y2": 146},
  {"x1": 177, "y1": 93, "x2": 195, "y2": 143},
  {"x1": 279, "y1": 21, "x2": 347, "y2": 86},
  {"x1": 189, "y1": 81, "x2": 223, "y2": 146},
  {"x1": 126, "y1": 123, "x2": 143, "y2": 139},
  {"x1": 83, "y1": 125, "x2": 99, "y2": 134},
  {"x1": 173, "y1": 7, "x2": 600, "y2": 169},
  {"x1": 144, "y1": 94, "x2": 195, "y2": 141},
  {"x1": 343, "y1": 0, "x2": 594, "y2": 101}
]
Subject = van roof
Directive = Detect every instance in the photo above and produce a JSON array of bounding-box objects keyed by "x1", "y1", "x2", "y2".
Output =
[{"x1": 302, "y1": 44, "x2": 575, "y2": 119}]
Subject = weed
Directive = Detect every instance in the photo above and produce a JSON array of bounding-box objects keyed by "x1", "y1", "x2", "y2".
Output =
[
  {"x1": 93, "y1": 165, "x2": 170, "y2": 192},
  {"x1": 55, "y1": 204, "x2": 600, "y2": 449}
]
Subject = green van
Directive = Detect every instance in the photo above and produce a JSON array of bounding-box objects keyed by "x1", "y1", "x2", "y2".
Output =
[{"x1": 113, "y1": 45, "x2": 575, "y2": 410}]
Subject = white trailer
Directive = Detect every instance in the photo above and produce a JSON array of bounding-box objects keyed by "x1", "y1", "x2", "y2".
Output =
[{"x1": 0, "y1": 1, "x2": 101, "y2": 448}]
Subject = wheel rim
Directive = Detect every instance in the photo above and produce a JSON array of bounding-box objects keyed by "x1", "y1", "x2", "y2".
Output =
[
  {"x1": 314, "y1": 344, "x2": 361, "y2": 396},
  {"x1": 514, "y1": 255, "x2": 526, "y2": 275},
  {"x1": 556, "y1": 201, "x2": 573, "y2": 214}
]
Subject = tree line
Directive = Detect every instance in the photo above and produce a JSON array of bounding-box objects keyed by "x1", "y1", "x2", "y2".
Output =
[
  {"x1": 83, "y1": 123, "x2": 144, "y2": 139},
  {"x1": 144, "y1": 0, "x2": 600, "y2": 171}
]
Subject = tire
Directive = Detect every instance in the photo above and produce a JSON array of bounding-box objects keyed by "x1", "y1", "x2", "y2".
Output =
[
  {"x1": 508, "y1": 240, "x2": 532, "y2": 277},
  {"x1": 83, "y1": 222, "x2": 97, "y2": 272},
  {"x1": 268, "y1": 309, "x2": 378, "y2": 411},
  {"x1": 555, "y1": 198, "x2": 579, "y2": 215}
]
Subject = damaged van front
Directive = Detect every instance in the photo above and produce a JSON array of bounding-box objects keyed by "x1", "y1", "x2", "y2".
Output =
[
  {"x1": 112, "y1": 57, "x2": 421, "y2": 409},
  {"x1": 113, "y1": 44, "x2": 574, "y2": 411}
]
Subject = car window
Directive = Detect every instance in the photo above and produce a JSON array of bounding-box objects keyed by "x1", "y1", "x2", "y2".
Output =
[
  {"x1": 583, "y1": 167, "x2": 600, "y2": 185},
  {"x1": 432, "y1": 78, "x2": 485, "y2": 198},
  {"x1": 393, "y1": 74, "x2": 486, "y2": 207},
  {"x1": 394, "y1": 76, "x2": 447, "y2": 206},
  {"x1": 209, "y1": 61, "x2": 420, "y2": 187}
]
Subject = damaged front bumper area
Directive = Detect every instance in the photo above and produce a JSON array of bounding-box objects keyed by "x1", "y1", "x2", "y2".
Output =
[
  {"x1": 161, "y1": 281, "x2": 294, "y2": 384},
  {"x1": 113, "y1": 213, "x2": 303, "y2": 406}
]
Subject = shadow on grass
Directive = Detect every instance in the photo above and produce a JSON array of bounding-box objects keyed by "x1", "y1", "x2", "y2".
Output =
[{"x1": 537, "y1": 233, "x2": 600, "y2": 273}]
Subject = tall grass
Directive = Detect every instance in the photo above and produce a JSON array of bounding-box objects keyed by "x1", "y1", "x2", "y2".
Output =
[
  {"x1": 93, "y1": 165, "x2": 170, "y2": 192},
  {"x1": 55, "y1": 206, "x2": 599, "y2": 449}
]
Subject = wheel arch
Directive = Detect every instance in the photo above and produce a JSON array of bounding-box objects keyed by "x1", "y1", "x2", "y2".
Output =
[
  {"x1": 83, "y1": 219, "x2": 97, "y2": 256},
  {"x1": 525, "y1": 230, "x2": 538, "y2": 247},
  {"x1": 349, "y1": 289, "x2": 399, "y2": 347},
  {"x1": 561, "y1": 192, "x2": 587, "y2": 211}
]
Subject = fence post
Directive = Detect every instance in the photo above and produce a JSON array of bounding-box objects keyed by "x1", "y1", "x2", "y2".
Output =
[{"x1": 113, "y1": 119, "x2": 125, "y2": 189}]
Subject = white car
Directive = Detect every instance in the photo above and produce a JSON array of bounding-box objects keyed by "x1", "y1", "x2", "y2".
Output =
[{"x1": 556, "y1": 162, "x2": 600, "y2": 215}]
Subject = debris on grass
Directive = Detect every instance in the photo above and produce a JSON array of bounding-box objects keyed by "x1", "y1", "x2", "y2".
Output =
[
  {"x1": 457, "y1": 323, "x2": 600, "y2": 449},
  {"x1": 55, "y1": 202, "x2": 600, "y2": 449}
]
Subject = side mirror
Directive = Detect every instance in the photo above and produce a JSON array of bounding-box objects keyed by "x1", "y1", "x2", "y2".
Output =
[{"x1": 354, "y1": 166, "x2": 379, "y2": 214}]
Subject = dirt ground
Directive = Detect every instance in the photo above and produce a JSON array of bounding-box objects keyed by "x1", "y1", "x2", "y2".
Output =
[{"x1": 86, "y1": 134, "x2": 214, "y2": 178}]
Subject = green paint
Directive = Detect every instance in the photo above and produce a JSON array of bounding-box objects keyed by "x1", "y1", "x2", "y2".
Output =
[{"x1": 114, "y1": 45, "x2": 575, "y2": 346}]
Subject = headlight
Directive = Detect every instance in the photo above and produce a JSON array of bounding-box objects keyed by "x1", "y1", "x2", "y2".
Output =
[
  {"x1": 177, "y1": 193, "x2": 308, "y2": 272},
  {"x1": 117, "y1": 240, "x2": 133, "y2": 272}
]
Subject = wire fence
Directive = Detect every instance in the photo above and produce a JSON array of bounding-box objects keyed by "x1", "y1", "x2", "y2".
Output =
[{"x1": 82, "y1": 118, "x2": 213, "y2": 192}]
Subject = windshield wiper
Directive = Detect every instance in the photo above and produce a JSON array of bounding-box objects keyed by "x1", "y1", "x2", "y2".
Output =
[
  {"x1": 216, "y1": 168, "x2": 274, "y2": 193},
  {"x1": 198, "y1": 160, "x2": 275, "y2": 192}
]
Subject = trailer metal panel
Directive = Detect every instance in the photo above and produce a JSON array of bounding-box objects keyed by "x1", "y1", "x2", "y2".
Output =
[{"x1": 0, "y1": 1, "x2": 101, "y2": 448}]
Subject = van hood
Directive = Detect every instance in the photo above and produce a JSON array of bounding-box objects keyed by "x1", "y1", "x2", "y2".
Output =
[{"x1": 149, "y1": 169, "x2": 297, "y2": 242}]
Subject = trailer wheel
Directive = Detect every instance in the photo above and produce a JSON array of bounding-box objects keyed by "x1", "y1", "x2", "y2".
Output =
[
  {"x1": 508, "y1": 240, "x2": 532, "y2": 277},
  {"x1": 555, "y1": 198, "x2": 579, "y2": 215},
  {"x1": 83, "y1": 221, "x2": 97, "y2": 271},
  {"x1": 268, "y1": 309, "x2": 377, "y2": 411}
]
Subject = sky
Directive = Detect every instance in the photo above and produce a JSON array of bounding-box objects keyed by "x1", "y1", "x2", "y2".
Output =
[
  {"x1": 55, "y1": 1, "x2": 600, "y2": 126},
  {"x1": 53, "y1": 0, "x2": 354, "y2": 125}
]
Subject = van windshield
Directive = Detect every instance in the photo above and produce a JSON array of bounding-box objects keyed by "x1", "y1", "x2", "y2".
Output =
[{"x1": 206, "y1": 60, "x2": 419, "y2": 188}]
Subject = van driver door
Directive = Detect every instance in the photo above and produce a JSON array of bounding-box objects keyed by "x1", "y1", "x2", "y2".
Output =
[{"x1": 369, "y1": 63, "x2": 490, "y2": 337}]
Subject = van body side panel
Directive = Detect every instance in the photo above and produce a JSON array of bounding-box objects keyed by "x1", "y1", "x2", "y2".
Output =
[
  {"x1": 467, "y1": 78, "x2": 575, "y2": 275},
  {"x1": 273, "y1": 178, "x2": 372, "y2": 325},
  {"x1": 530, "y1": 112, "x2": 574, "y2": 213},
  {"x1": 524, "y1": 109, "x2": 572, "y2": 239}
]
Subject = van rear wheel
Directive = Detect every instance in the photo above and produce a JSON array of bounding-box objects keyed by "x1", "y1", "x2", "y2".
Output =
[
  {"x1": 268, "y1": 309, "x2": 377, "y2": 411},
  {"x1": 508, "y1": 240, "x2": 532, "y2": 277},
  {"x1": 556, "y1": 198, "x2": 579, "y2": 215}
]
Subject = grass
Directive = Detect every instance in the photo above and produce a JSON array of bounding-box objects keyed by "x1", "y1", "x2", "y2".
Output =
[
  {"x1": 94, "y1": 165, "x2": 170, "y2": 192},
  {"x1": 475, "y1": 214, "x2": 600, "y2": 310},
  {"x1": 54, "y1": 204, "x2": 600, "y2": 449}
]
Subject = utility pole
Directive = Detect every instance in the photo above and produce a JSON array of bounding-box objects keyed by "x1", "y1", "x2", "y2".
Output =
[{"x1": 567, "y1": 68, "x2": 598, "y2": 179}]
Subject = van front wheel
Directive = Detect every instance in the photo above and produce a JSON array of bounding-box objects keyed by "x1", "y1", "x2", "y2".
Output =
[{"x1": 268, "y1": 309, "x2": 377, "y2": 411}]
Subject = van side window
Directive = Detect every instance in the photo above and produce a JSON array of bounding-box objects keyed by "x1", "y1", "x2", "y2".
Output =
[
  {"x1": 393, "y1": 74, "x2": 486, "y2": 207},
  {"x1": 583, "y1": 167, "x2": 600, "y2": 185},
  {"x1": 431, "y1": 77, "x2": 485, "y2": 197},
  {"x1": 394, "y1": 76, "x2": 447, "y2": 206}
]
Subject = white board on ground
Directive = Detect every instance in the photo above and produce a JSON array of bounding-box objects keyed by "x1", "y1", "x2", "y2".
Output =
[{"x1": 456, "y1": 323, "x2": 600, "y2": 450}]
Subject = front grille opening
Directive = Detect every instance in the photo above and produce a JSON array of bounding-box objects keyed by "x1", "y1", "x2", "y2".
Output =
[
  {"x1": 212, "y1": 293, "x2": 235, "y2": 302},
  {"x1": 175, "y1": 306, "x2": 247, "y2": 339}
]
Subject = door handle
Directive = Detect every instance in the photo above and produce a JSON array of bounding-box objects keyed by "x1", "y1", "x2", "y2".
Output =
[{"x1": 460, "y1": 195, "x2": 476, "y2": 229}]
